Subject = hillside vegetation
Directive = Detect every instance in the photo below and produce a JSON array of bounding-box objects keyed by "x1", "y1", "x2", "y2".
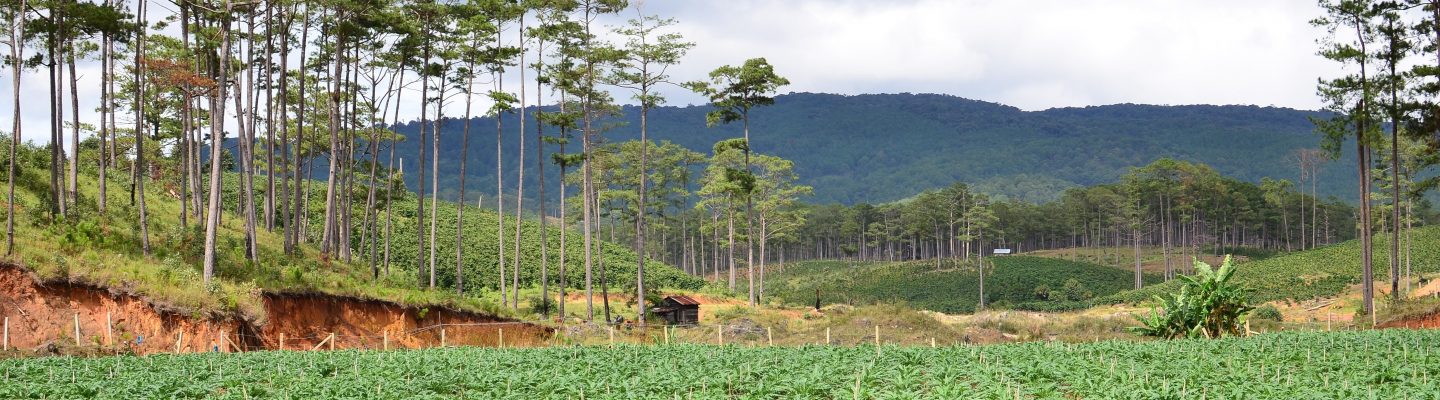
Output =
[
  {"x1": 766, "y1": 256, "x2": 1161, "y2": 313},
  {"x1": 381, "y1": 93, "x2": 1354, "y2": 204},
  {"x1": 1102, "y1": 226, "x2": 1440, "y2": 305},
  {"x1": 0, "y1": 141, "x2": 696, "y2": 322}
]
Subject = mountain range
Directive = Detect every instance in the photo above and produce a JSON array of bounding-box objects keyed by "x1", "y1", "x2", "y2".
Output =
[{"x1": 383, "y1": 92, "x2": 1353, "y2": 206}]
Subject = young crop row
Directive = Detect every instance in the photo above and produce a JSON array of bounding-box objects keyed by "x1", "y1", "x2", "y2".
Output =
[{"x1": 4, "y1": 329, "x2": 1437, "y2": 399}]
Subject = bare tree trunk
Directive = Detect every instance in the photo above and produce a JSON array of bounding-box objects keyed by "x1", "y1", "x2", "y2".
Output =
[
  {"x1": 512, "y1": 12, "x2": 527, "y2": 310},
  {"x1": 49, "y1": 13, "x2": 63, "y2": 218},
  {"x1": 428, "y1": 79, "x2": 442, "y2": 289},
  {"x1": 237, "y1": 11, "x2": 259, "y2": 261},
  {"x1": 6, "y1": 0, "x2": 25, "y2": 255},
  {"x1": 264, "y1": 3, "x2": 276, "y2": 232},
  {"x1": 535, "y1": 38, "x2": 550, "y2": 318},
  {"x1": 1133, "y1": 226, "x2": 1142, "y2": 289},
  {"x1": 320, "y1": 26, "x2": 344, "y2": 257},
  {"x1": 727, "y1": 202, "x2": 735, "y2": 290},
  {"x1": 291, "y1": 9, "x2": 311, "y2": 254},
  {"x1": 66, "y1": 37, "x2": 79, "y2": 212},
  {"x1": 557, "y1": 161, "x2": 568, "y2": 321},
  {"x1": 203, "y1": 0, "x2": 234, "y2": 284},
  {"x1": 599, "y1": 198, "x2": 611, "y2": 323},
  {"x1": 415, "y1": 30, "x2": 430, "y2": 287},
  {"x1": 495, "y1": 67, "x2": 508, "y2": 306},
  {"x1": 100, "y1": 5, "x2": 111, "y2": 216},
  {"x1": 455, "y1": 58, "x2": 476, "y2": 294},
  {"x1": 277, "y1": 6, "x2": 294, "y2": 253}
]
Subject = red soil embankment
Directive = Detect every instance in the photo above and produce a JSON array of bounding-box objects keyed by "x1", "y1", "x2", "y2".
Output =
[
  {"x1": 1379, "y1": 312, "x2": 1440, "y2": 329},
  {"x1": 0, "y1": 264, "x2": 550, "y2": 355}
]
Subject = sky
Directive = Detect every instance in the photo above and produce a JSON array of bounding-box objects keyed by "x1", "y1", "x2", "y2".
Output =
[{"x1": 1, "y1": 0, "x2": 1333, "y2": 142}]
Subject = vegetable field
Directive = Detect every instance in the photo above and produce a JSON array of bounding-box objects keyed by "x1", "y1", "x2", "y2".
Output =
[{"x1": 5, "y1": 329, "x2": 1438, "y2": 399}]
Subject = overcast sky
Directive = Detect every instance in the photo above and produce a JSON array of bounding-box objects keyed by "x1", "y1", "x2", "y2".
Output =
[{"x1": 2, "y1": 0, "x2": 1331, "y2": 142}]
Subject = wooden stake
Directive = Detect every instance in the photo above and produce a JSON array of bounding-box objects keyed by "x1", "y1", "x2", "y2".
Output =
[
  {"x1": 440, "y1": 329, "x2": 446, "y2": 347},
  {"x1": 499, "y1": 328, "x2": 504, "y2": 348},
  {"x1": 382, "y1": 330, "x2": 388, "y2": 351},
  {"x1": 717, "y1": 325, "x2": 723, "y2": 345},
  {"x1": 106, "y1": 312, "x2": 113, "y2": 346},
  {"x1": 311, "y1": 334, "x2": 332, "y2": 351},
  {"x1": 3, "y1": 317, "x2": 8, "y2": 351},
  {"x1": 1327, "y1": 312, "x2": 1332, "y2": 331},
  {"x1": 767, "y1": 327, "x2": 773, "y2": 346},
  {"x1": 73, "y1": 313, "x2": 81, "y2": 346},
  {"x1": 226, "y1": 332, "x2": 240, "y2": 353},
  {"x1": 826, "y1": 327, "x2": 830, "y2": 345},
  {"x1": 664, "y1": 326, "x2": 670, "y2": 345},
  {"x1": 175, "y1": 332, "x2": 184, "y2": 353},
  {"x1": 874, "y1": 325, "x2": 880, "y2": 347},
  {"x1": 329, "y1": 333, "x2": 335, "y2": 351},
  {"x1": 608, "y1": 326, "x2": 614, "y2": 347},
  {"x1": 931, "y1": 337, "x2": 936, "y2": 348},
  {"x1": 279, "y1": 333, "x2": 285, "y2": 350}
]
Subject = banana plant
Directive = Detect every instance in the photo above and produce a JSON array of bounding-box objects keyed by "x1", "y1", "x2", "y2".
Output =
[{"x1": 1133, "y1": 255, "x2": 1255, "y2": 339}]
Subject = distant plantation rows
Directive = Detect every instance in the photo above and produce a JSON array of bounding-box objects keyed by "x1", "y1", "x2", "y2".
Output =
[
  {"x1": 766, "y1": 256, "x2": 1161, "y2": 313},
  {"x1": 1103, "y1": 225, "x2": 1440, "y2": 305}
]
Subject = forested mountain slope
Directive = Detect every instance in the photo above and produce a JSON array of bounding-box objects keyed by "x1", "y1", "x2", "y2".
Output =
[{"x1": 385, "y1": 92, "x2": 1351, "y2": 205}]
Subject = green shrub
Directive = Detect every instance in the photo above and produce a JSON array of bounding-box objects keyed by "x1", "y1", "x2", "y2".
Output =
[
  {"x1": 1132, "y1": 256, "x2": 1254, "y2": 339},
  {"x1": 1252, "y1": 304, "x2": 1283, "y2": 322}
]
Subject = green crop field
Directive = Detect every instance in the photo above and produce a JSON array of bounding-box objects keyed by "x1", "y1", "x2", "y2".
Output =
[
  {"x1": 1104, "y1": 226, "x2": 1440, "y2": 305},
  {"x1": 767, "y1": 256, "x2": 1162, "y2": 313},
  {"x1": 2, "y1": 329, "x2": 1437, "y2": 399}
]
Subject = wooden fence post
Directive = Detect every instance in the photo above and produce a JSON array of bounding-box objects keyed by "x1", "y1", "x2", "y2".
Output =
[
  {"x1": 499, "y1": 328, "x2": 504, "y2": 348},
  {"x1": 73, "y1": 313, "x2": 81, "y2": 346},
  {"x1": 440, "y1": 329, "x2": 446, "y2": 347},
  {"x1": 279, "y1": 333, "x2": 285, "y2": 351},
  {"x1": 311, "y1": 334, "x2": 334, "y2": 351}
]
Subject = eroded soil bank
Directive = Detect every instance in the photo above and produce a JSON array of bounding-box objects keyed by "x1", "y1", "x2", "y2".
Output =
[
  {"x1": 0, "y1": 264, "x2": 549, "y2": 355},
  {"x1": 1380, "y1": 311, "x2": 1440, "y2": 329}
]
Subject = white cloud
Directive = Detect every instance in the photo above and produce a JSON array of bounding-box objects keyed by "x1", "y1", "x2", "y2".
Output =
[{"x1": 1, "y1": 0, "x2": 1333, "y2": 144}]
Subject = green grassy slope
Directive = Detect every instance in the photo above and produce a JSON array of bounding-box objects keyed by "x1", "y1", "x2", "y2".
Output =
[
  {"x1": 766, "y1": 256, "x2": 1162, "y2": 313},
  {"x1": 1102, "y1": 225, "x2": 1440, "y2": 304},
  {"x1": 1, "y1": 140, "x2": 699, "y2": 322}
]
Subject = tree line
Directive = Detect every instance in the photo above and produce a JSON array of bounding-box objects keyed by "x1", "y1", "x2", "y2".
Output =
[
  {"x1": 1, "y1": 0, "x2": 804, "y2": 324},
  {"x1": 1314, "y1": 0, "x2": 1440, "y2": 316}
]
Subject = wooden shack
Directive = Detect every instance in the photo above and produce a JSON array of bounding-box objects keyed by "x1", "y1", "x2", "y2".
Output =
[{"x1": 650, "y1": 295, "x2": 701, "y2": 325}]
